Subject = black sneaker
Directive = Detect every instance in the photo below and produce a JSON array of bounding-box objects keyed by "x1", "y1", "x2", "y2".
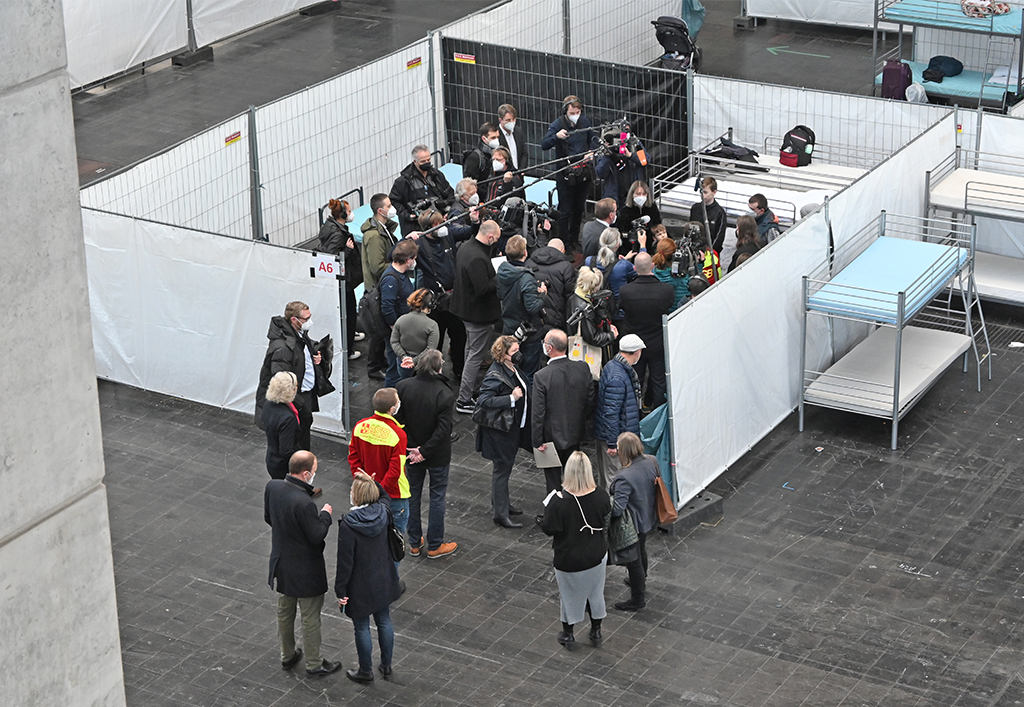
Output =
[{"x1": 455, "y1": 399, "x2": 475, "y2": 414}]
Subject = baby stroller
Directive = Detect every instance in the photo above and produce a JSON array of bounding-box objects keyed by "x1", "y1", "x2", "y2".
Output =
[{"x1": 652, "y1": 16, "x2": 702, "y2": 72}]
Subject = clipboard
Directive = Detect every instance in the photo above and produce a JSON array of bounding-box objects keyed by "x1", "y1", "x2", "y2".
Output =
[{"x1": 533, "y1": 443, "x2": 560, "y2": 468}]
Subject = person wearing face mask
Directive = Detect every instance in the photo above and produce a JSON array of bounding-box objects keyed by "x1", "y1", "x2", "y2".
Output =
[
  {"x1": 389, "y1": 145, "x2": 455, "y2": 239},
  {"x1": 541, "y1": 95, "x2": 599, "y2": 251},
  {"x1": 255, "y1": 301, "x2": 326, "y2": 453},
  {"x1": 483, "y1": 146, "x2": 523, "y2": 208},
  {"x1": 378, "y1": 240, "x2": 419, "y2": 387},
  {"x1": 614, "y1": 181, "x2": 662, "y2": 238},
  {"x1": 497, "y1": 103, "x2": 527, "y2": 171},
  {"x1": 595, "y1": 133, "x2": 648, "y2": 210},
  {"x1": 593, "y1": 334, "x2": 646, "y2": 490},
  {"x1": 463, "y1": 122, "x2": 500, "y2": 183},
  {"x1": 319, "y1": 198, "x2": 364, "y2": 358},
  {"x1": 264, "y1": 450, "x2": 340, "y2": 677},
  {"x1": 361, "y1": 193, "x2": 401, "y2": 380},
  {"x1": 474, "y1": 335, "x2": 532, "y2": 528},
  {"x1": 348, "y1": 388, "x2": 411, "y2": 564},
  {"x1": 444, "y1": 178, "x2": 481, "y2": 244}
]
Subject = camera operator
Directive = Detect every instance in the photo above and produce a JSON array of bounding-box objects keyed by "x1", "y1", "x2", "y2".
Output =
[
  {"x1": 651, "y1": 238, "x2": 689, "y2": 309},
  {"x1": 568, "y1": 266, "x2": 618, "y2": 363},
  {"x1": 526, "y1": 238, "x2": 576, "y2": 332},
  {"x1": 485, "y1": 148, "x2": 524, "y2": 256},
  {"x1": 463, "y1": 123, "x2": 499, "y2": 183},
  {"x1": 614, "y1": 181, "x2": 661, "y2": 236},
  {"x1": 390, "y1": 145, "x2": 455, "y2": 238},
  {"x1": 497, "y1": 235, "x2": 551, "y2": 383},
  {"x1": 445, "y1": 178, "x2": 482, "y2": 244},
  {"x1": 595, "y1": 129, "x2": 647, "y2": 209},
  {"x1": 497, "y1": 104, "x2": 526, "y2": 170},
  {"x1": 541, "y1": 95, "x2": 598, "y2": 251}
]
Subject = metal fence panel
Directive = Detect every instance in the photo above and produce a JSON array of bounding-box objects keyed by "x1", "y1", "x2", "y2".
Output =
[
  {"x1": 80, "y1": 113, "x2": 252, "y2": 239},
  {"x1": 255, "y1": 40, "x2": 434, "y2": 246}
]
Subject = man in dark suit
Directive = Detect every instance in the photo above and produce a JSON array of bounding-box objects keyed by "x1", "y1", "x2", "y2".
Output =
[
  {"x1": 264, "y1": 451, "x2": 342, "y2": 677},
  {"x1": 617, "y1": 252, "x2": 675, "y2": 408},
  {"x1": 580, "y1": 198, "x2": 618, "y2": 259},
  {"x1": 532, "y1": 329, "x2": 597, "y2": 496},
  {"x1": 497, "y1": 103, "x2": 527, "y2": 171}
]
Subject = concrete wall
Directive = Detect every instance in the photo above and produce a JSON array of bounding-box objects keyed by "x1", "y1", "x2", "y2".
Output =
[{"x1": 0, "y1": 2, "x2": 126, "y2": 706}]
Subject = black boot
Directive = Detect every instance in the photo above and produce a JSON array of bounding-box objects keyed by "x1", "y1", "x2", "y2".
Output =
[
  {"x1": 557, "y1": 622, "x2": 576, "y2": 651},
  {"x1": 589, "y1": 618, "x2": 602, "y2": 647}
]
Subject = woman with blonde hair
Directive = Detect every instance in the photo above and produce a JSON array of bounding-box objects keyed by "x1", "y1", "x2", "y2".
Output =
[
  {"x1": 567, "y1": 266, "x2": 618, "y2": 361},
  {"x1": 474, "y1": 335, "x2": 532, "y2": 528},
  {"x1": 541, "y1": 451, "x2": 611, "y2": 650},
  {"x1": 390, "y1": 288, "x2": 439, "y2": 380}
]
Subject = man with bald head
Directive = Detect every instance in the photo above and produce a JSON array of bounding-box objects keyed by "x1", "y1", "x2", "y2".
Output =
[
  {"x1": 617, "y1": 252, "x2": 674, "y2": 408},
  {"x1": 526, "y1": 237, "x2": 577, "y2": 331},
  {"x1": 532, "y1": 328, "x2": 596, "y2": 497}
]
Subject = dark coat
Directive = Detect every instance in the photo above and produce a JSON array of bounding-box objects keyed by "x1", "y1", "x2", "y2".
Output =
[
  {"x1": 568, "y1": 292, "x2": 617, "y2": 349},
  {"x1": 446, "y1": 197, "x2": 480, "y2": 244},
  {"x1": 611, "y1": 455, "x2": 659, "y2": 535},
  {"x1": 318, "y1": 217, "x2": 363, "y2": 289},
  {"x1": 334, "y1": 502, "x2": 401, "y2": 620},
  {"x1": 526, "y1": 246, "x2": 576, "y2": 330},
  {"x1": 389, "y1": 162, "x2": 455, "y2": 238},
  {"x1": 541, "y1": 113, "x2": 598, "y2": 162},
  {"x1": 581, "y1": 219, "x2": 613, "y2": 260},
  {"x1": 496, "y1": 260, "x2": 547, "y2": 340},
  {"x1": 475, "y1": 362, "x2": 532, "y2": 464},
  {"x1": 594, "y1": 357, "x2": 641, "y2": 447},
  {"x1": 262, "y1": 401, "x2": 300, "y2": 479},
  {"x1": 462, "y1": 145, "x2": 492, "y2": 183},
  {"x1": 379, "y1": 264, "x2": 414, "y2": 327},
  {"x1": 255, "y1": 317, "x2": 321, "y2": 428},
  {"x1": 395, "y1": 370, "x2": 455, "y2": 466},
  {"x1": 595, "y1": 150, "x2": 646, "y2": 206},
  {"x1": 729, "y1": 241, "x2": 761, "y2": 272},
  {"x1": 416, "y1": 231, "x2": 458, "y2": 295},
  {"x1": 265, "y1": 475, "x2": 331, "y2": 597},
  {"x1": 614, "y1": 202, "x2": 662, "y2": 233},
  {"x1": 531, "y1": 357, "x2": 596, "y2": 451},
  {"x1": 450, "y1": 237, "x2": 500, "y2": 324},
  {"x1": 618, "y1": 275, "x2": 674, "y2": 344}
]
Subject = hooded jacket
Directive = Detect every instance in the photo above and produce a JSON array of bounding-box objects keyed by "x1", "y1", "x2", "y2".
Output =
[
  {"x1": 335, "y1": 502, "x2": 401, "y2": 619},
  {"x1": 255, "y1": 316, "x2": 320, "y2": 428},
  {"x1": 526, "y1": 246, "x2": 576, "y2": 330},
  {"x1": 496, "y1": 259, "x2": 547, "y2": 340},
  {"x1": 360, "y1": 217, "x2": 399, "y2": 290}
]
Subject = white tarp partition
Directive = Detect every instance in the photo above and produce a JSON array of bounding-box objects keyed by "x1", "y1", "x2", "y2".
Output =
[
  {"x1": 80, "y1": 113, "x2": 253, "y2": 239},
  {"x1": 439, "y1": 0, "x2": 563, "y2": 54},
  {"x1": 666, "y1": 212, "x2": 832, "y2": 506},
  {"x1": 191, "y1": 0, "x2": 307, "y2": 48},
  {"x1": 256, "y1": 41, "x2": 433, "y2": 246},
  {"x1": 1012, "y1": 100, "x2": 1024, "y2": 118},
  {"x1": 570, "y1": 0, "x2": 679, "y2": 66},
  {"x1": 82, "y1": 209, "x2": 344, "y2": 434},
  {"x1": 63, "y1": 0, "x2": 188, "y2": 89},
  {"x1": 744, "y1": 0, "x2": 874, "y2": 28},
  {"x1": 975, "y1": 113, "x2": 1024, "y2": 258},
  {"x1": 693, "y1": 75, "x2": 951, "y2": 162}
]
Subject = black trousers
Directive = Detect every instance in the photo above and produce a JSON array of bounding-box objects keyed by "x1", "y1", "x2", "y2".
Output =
[
  {"x1": 556, "y1": 178, "x2": 589, "y2": 248},
  {"x1": 625, "y1": 531, "x2": 649, "y2": 600},
  {"x1": 293, "y1": 390, "x2": 315, "y2": 451},
  {"x1": 542, "y1": 445, "x2": 579, "y2": 495},
  {"x1": 429, "y1": 308, "x2": 466, "y2": 377}
]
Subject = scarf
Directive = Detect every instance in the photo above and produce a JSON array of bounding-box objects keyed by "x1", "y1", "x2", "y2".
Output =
[{"x1": 614, "y1": 353, "x2": 642, "y2": 409}]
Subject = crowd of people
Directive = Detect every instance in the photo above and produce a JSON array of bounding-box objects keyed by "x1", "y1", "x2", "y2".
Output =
[{"x1": 253, "y1": 97, "x2": 791, "y2": 682}]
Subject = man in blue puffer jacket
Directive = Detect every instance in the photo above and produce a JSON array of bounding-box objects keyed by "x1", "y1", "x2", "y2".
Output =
[{"x1": 593, "y1": 334, "x2": 645, "y2": 489}]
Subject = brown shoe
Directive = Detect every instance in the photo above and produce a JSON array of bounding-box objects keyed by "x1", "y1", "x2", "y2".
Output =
[
  {"x1": 311, "y1": 487, "x2": 323, "y2": 498},
  {"x1": 427, "y1": 542, "x2": 458, "y2": 559},
  {"x1": 409, "y1": 536, "x2": 424, "y2": 557}
]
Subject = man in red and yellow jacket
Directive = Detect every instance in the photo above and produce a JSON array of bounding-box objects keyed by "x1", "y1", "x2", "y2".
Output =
[{"x1": 349, "y1": 388, "x2": 411, "y2": 543}]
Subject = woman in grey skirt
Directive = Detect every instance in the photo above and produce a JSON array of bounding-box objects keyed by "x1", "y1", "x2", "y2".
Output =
[{"x1": 540, "y1": 451, "x2": 611, "y2": 650}]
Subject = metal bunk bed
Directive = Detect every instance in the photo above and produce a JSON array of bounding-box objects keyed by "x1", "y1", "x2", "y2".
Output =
[
  {"x1": 799, "y1": 211, "x2": 991, "y2": 449},
  {"x1": 872, "y1": 0, "x2": 1024, "y2": 110}
]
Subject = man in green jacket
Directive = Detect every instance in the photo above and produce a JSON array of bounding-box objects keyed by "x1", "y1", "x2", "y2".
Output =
[{"x1": 360, "y1": 193, "x2": 400, "y2": 380}]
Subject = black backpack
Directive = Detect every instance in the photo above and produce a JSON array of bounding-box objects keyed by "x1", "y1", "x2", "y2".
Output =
[
  {"x1": 780, "y1": 125, "x2": 815, "y2": 167},
  {"x1": 357, "y1": 272, "x2": 394, "y2": 338}
]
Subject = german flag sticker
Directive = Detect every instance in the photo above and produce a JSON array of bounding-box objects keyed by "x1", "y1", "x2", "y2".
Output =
[
  {"x1": 225, "y1": 131, "x2": 242, "y2": 146},
  {"x1": 454, "y1": 53, "x2": 476, "y2": 64},
  {"x1": 407, "y1": 56, "x2": 422, "y2": 70}
]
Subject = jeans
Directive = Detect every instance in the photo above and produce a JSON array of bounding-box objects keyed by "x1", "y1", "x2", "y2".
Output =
[
  {"x1": 458, "y1": 321, "x2": 497, "y2": 404},
  {"x1": 406, "y1": 462, "x2": 449, "y2": 551},
  {"x1": 276, "y1": 593, "x2": 324, "y2": 671},
  {"x1": 384, "y1": 341, "x2": 400, "y2": 387},
  {"x1": 351, "y1": 606, "x2": 394, "y2": 673},
  {"x1": 625, "y1": 532, "x2": 650, "y2": 600},
  {"x1": 385, "y1": 496, "x2": 409, "y2": 568}
]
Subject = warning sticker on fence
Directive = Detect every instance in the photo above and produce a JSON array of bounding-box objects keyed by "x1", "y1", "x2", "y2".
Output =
[
  {"x1": 225, "y1": 131, "x2": 242, "y2": 146},
  {"x1": 454, "y1": 53, "x2": 476, "y2": 65},
  {"x1": 407, "y1": 56, "x2": 422, "y2": 70}
]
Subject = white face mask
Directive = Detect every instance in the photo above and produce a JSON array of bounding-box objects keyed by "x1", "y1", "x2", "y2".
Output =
[
  {"x1": 567, "y1": 112, "x2": 580, "y2": 125},
  {"x1": 504, "y1": 120, "x2": 516, "y2": 132},
  {"x1": 307, "y1": 471, "x2": 316, "y2": 486},
  {"x1": 391, "y1": 401, "x2": 401, "y2": 416},
  {"x1": 468, "y1": 193, "x2": 480, "y2": 206},
  {"x1": 408, "y1": 259, "x2": 416, "y2": 271},
  {"x1": 487, "y1": 138, "x2": 500, "y2": 149},
  {"x1": 492, "y1": 160, "x2": 505, "y2": 172},
  {"x1": 437, "y1": 226, "x2": 449, "y2": 238},
  {"x1": 634, "y1": 195, "x2": 647, "y2": 207},
  {"x1": 345, "y1": 213, "x2": 355, "y2": 223},
  {"x1": 301, "y1": 319, "x2": 313, "y2": 332},
  {"x1": 386, "y1": 206, "x2": 397, "y2": 220}
]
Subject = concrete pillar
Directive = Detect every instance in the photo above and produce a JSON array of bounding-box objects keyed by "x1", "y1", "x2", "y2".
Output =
[{"x1": 0, "y1": 2, "x2": 126, "y2": 705}]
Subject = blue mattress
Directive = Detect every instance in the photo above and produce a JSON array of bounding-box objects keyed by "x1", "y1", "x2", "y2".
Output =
[
  {"x1": 876, "y1": 61, "x2": 1012, "y2": 101},
  {"x1": 807, "y1": 236, "x2": 969, "y2": 324},
  {"x1": 881, "y1": 0, "x2": 1022, "y2": 34}
]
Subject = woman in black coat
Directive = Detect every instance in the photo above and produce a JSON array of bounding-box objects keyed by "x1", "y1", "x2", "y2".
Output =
[
  {"x1": 335, "y1": 472, "x2": 402, "y2": 684},
  {"x1": 728, "y1": 214, "x2": 762, "y2": 273},
  {"x1": 261, "y1": 371, "x2": 300, "y2": 481},
  {"x1": 318, "y1": 198, "x2": 364, "y2": 355},
  {"x1": 475, "y1": 335, "x2": 532, "y2": 528}
]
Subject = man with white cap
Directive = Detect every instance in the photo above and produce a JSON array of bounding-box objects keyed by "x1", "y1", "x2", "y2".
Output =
[{"x1": 592, "y1": 334, "x2": 645, "y2": 489}]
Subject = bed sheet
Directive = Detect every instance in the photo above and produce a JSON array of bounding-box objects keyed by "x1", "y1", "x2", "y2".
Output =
[
  {"x1": 876, "y1": 62, "x2": 1009, "y2": 101},
  {"x1": 881, "y1": 0, "x2": 1022, "y2": 34},
  {"x1": 660, "y1": 176, "x2": 835, "y2": 224},
  {"x1": 930, "y1": 167, "x2": 1024, "y2": 218},
  {"x1": 807, "y1": 236, "x2": 969, "y2": 323},
  {"x1": 974, "y1": 251, "x2": 1024, "y2": 303},
  {"x1": 755, "y1": 154, "x2": 869, "y2": 182},
  {"x1": 804, "y1": 325, "x2": 971, "y2": 416}
]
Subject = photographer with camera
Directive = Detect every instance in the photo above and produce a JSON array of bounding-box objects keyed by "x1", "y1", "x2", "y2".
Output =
[
  {"x1": 390, "y1": 145, "x2": 455, "y2": 239},
  {"x1": 445, "y1": 178, "x2": 482, "y2": 244},
  {"x1": 541, "y1": 95, "x2": 599, "y2": 251},
  {"x1": 526, "y1": 238, "x2": 576, "y2": 332},
  {"x1": 583, "y1": 231, "x2": 639, "y2": 322},
  {"x1": 497, "y1": 235, "x2": 551, "y2": 383},
  {"x1": 651, "y1": 237, "x2": 689, "y2": 309},
  {"x1": 568, "y1": 266, "x2": 618, "y2": 362}
]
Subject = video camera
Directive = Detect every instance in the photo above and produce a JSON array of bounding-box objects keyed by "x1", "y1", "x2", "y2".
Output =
[
  {"x1": 566, "y1": 288, "x2": 614, "y2": 329},
  {"x1": 600, "y1": 119, "x2": 641, "y2": 157},
  {"x1": 668, "y1": 221, "x2": 708, "y2": 278},
  {"x1": 412, "y1": 196, "x2": 452, "y2": 219}
]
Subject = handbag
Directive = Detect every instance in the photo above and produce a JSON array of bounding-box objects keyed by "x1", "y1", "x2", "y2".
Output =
[
  {"x1": 603, "y1": 506, "x2": 640, "y2": 566},
  {"x1": 567, "y1": 323, "x2": 602, "y2": 380},
  {"x1": 470, "y1": 371, "x2": 517, "y2": 431},
  {"x1": 386, "y1": 506, "x2": 405, "y2": 562},
  {"x1": 655, "y1": 475, "x2": 678, "y2": 526}
]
